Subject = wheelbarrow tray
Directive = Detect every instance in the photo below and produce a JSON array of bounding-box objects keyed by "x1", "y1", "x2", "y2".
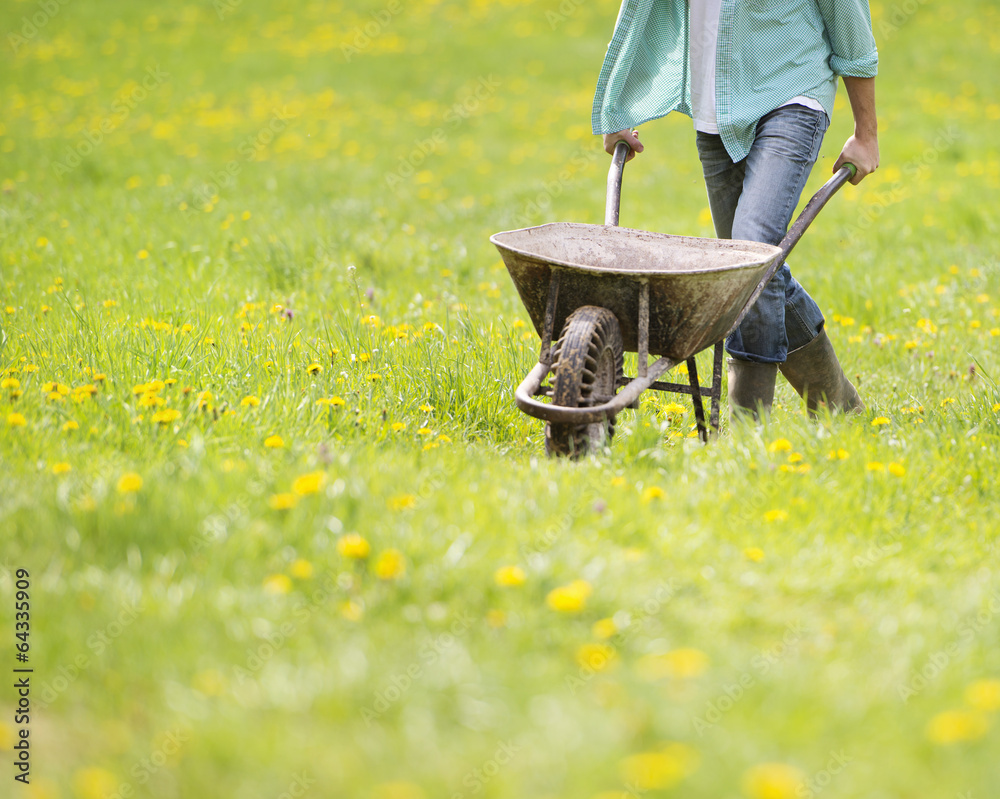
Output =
[{"x1": 491, "y1": 222, "x2": 782, "y2": 361}]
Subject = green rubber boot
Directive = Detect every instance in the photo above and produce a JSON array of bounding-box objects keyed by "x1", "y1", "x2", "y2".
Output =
[
  {"x1": 779, "y1": 329, "x2": 864, "y2": 416},
  {"x1": 727, "y1": 359, "x2": 778, "y2": 422}
]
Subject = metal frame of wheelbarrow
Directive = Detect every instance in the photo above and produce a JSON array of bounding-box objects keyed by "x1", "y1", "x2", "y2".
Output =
[{"x1": 512, "y1": 140, "x2": 857, "y2": 443}]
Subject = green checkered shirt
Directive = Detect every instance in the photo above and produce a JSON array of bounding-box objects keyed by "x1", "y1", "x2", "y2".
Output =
[{"x1": 591, "y1": 0, "x2": 878, "y2": 160}]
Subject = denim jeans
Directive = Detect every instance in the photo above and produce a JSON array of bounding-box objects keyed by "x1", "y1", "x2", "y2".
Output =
[{"x1": 696, "y1": 105, "x2": 829, "y2": 363}]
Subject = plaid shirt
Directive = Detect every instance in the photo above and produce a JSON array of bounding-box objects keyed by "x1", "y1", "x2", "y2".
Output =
[{"x1": 591, "y1": 0, "x2": 878, "y2": 160}]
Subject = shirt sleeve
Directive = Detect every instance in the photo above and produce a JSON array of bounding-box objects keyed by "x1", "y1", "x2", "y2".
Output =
[{"x1": 815, "y1": 0, "x2": 879, "y2": 78}]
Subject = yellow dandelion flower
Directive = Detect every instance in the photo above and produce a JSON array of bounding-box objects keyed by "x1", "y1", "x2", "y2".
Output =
[
  {"x1": 575, "y1": 643, "x2": 617, "y2": 672},
  {"x1": 368, "y1": 373, "x2": 382, "y2": 382},
  {"x1": 494, "y1": 565, "x2": 526, "y2": 587},
  {"x1": 764, "y1": 509, "x2": 788, "y2": 522},
  {"x1": 592, "y1": 618, "x2": 617, "y2": 639},
  {"x1": 73, "y1": 767, "x2": 119, "y2": 799},
  {"x1": 767, "y1": 438, "x2": 792, "y2": 453},
  {"x1": 341, "y1": 600, "x2": 364, "y2": 621},
  {"x1": 664, "y1": 401, "x2": 687, "y2": 415},
  {"x1": 6, "y1": 412, "x2": 26, "y2": 427},
  {"x1": 620, "y1": 743, "x2": 700, "y2": 791},
  {"x1": 138, "y1": 393, "x2": 165, "y2": 408},
  {"x1": 636, "y1": 648, "x2": 710, "y2": 680},
  {"x1": 116, "y1": 472, "x2": 143, "y2": 493},
  {"x1": 292, "y1": 472, "x2": 325, "y2": 495},
  {"x1": 546, "y1": 580, "x2": 592, "y2": 613},
  {"x1": 416, "y1": 427, "x2": 433, "y2": 436},
  {"x1": 436, "y1": 434, "x2": 452, "y2": 443},
  {"x1": 888, "y1": 462, "x2": 906, "y2": 477},
  {"x1": 827, "y1": 448, "x2": 849, "y2": 460},
  {"x1": 744, "y1": 547, "x2": 765, "y2": 562},
  {"x1": 742, "y1": 762, "x2": 805, "y2": 799},
  {"x1": 36, "y1": 237, "x2": 49, "y2": 248},
  {"x1": 137, "y1": 249, "x2": 150, "y2": 260},
  {"x1": 1, "y1": 377, "x2": 19, "y2": 389},
  {"x1": 641, "y1": 485, "x2": 664, "y2": 503},
  {"x1": 62, "y1": 420, "x2": 79, "y2": 432},
  {"x1": 611, "y1": 476, "x2": 627, "y2": 487},
  {"x1": 486, "y1": 610, "x2": 506, "y2": 628},
  {"x1": 375, "y1": 549, "x2": 406, "y2": 580},
  {"x1": 191, "y1": 669, "x2": 227, "y2": 697},
  {"x1": 391, "y1": 422, "x2": 407, "y2": 432},
  {"x1": 307, "y1": 363, "x2": 322, "y2": 374},
  {"x1": 338, "y1": 534, "x2": 371, "y2": 559},
  {"x1": 871, "y1": 416, "x2": 890, "y2": 426},
  {"x1": 387, "y1": 494, "x2": 417, "y2": 511},
  {"x1": 52, "y1": 462, "x2": 72, "y2": 474},
  {"x1": 151, "y1": 408, "x2": 181, "y2": 425},
  {"x1": 241, "y1": 395, "x2": 260, "y2": 407},
  {"x1": 197, "y1": 390, "x2": 213, "y2": 410},
  {"x1": 263, "y1": 574, "x2": 292, "y2": 595},
  {"x1": 926, "y1": 710, "x2": 990, "y2": 744},
  {"x1": 965, "y1": 679, "x2": 1000, "y2": 712},
  {"x1": 866, "y1": 462, "x2": 885, "y2": 472},
  {"x1": 268, "y1": 493, "x2": 298, "y2": 510},
  {"x1": 419, "y1": 404, "x2": 434, "y2": 413},
  {"x1": 289, "y1": 559, "x2": 314, "y2": 580},
  {"x1": 264, "y1": 435, "x2": 284, "y2": 448}
]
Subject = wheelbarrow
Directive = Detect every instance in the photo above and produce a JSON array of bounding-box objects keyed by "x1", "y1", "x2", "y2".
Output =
[{"x1": 490, "y1": 141, "x2": 857, "y2": 457}]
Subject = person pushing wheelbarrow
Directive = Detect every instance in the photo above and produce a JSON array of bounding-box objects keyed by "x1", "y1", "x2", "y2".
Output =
[{"x1": 592, "y1": 0, "x2": 879, "y2": 419}]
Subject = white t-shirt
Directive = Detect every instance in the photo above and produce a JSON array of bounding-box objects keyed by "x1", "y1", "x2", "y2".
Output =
[{"x1": 689, "y1": 0, "x2": 826, "y2": 134}]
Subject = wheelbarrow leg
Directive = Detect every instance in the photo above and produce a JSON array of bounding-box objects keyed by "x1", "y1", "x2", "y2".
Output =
[
  {"x1": 687, "y1": 356, "x2": 709, "y2": 444},
  {"x1": 710, "y1": 341, "x2": 724, "y2": 433}
]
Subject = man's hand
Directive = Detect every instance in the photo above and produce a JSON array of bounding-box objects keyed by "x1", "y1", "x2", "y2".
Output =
[
  {"x1": 834, "y1": 133, "x2": 879, "y2": 185},
  {"x1": 836, "y1": 76, "x2": 878, "y2": 185},
  {"x1": 603, "y1": 129, "x2": 643, "y2": 161}
]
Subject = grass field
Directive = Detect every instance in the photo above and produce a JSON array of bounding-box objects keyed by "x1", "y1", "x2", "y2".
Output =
[{"x1": 2, "y1": 0, "x2": 1000, "y2": 797}]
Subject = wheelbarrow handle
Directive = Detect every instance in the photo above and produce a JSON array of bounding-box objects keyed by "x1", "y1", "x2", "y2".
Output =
[
  {"x1": 605, "y1": 140, "x2": 631, "y2": 226},
  {"x1": 726, "y1": 162, "x2": 857, "y2": 336}
]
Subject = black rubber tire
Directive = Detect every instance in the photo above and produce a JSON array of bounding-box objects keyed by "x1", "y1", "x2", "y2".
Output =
[{"x1": 544, "y1": 306, "x2": 624, "y2": 458}]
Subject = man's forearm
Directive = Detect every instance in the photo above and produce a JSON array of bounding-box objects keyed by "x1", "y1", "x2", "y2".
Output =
[{"x1": 843, "y1": 76, "x2": 877, "y2": 141}]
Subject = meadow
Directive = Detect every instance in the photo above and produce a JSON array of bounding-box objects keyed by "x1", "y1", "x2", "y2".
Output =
[{"x1": 2, "y1": 0, "x2": 1000, "y2": 797}]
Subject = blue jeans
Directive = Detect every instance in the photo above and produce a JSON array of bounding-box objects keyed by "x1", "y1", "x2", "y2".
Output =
[{"x1": 696, "y1": 105, "x2": 829, "y2": 363}]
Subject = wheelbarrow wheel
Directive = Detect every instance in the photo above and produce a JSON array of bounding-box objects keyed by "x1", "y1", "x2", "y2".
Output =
[{"x1": 545, "y1": 306, "x2": 624, "y2": 458}]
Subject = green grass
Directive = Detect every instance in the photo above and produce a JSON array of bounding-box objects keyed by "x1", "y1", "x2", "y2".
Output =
[{"x1": 2, "y1": 0, "x2": 1000, "y2": 797}]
